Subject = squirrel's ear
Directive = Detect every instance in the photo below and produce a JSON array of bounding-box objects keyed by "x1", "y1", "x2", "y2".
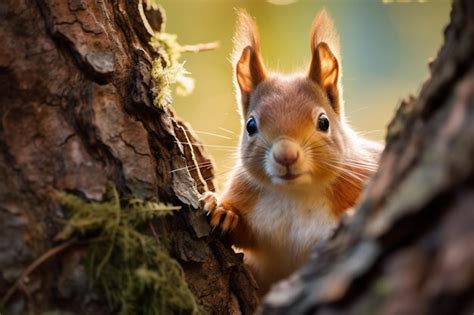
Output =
[
  {"x1": 236, "y1": 46, "x2": 266, "y2": 99},
  {"x1": 307, "y1": 10, "x2": 342, "y2": 115},
  {"x1": 232, "y1": 10, "x2": 267, "y2": 116}
]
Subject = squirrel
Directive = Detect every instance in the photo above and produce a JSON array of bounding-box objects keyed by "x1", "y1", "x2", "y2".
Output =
[{"x1": 201, "y1": 10, "x2": 383, "y2": 295}]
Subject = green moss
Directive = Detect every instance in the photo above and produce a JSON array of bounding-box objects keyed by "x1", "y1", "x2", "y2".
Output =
[
  {"x1": 0, "y1": 305, "x2": 7, "y2": 315},
  {"x1": 57, "y1": 186, "x2": 205, "y2": 315},
  {"x1": 353, "y1": 279, "x2": 392, "y2": 315},
  {"x1": 150, "y1": 58, "x2": 194, "y2": 109},
  {"x1": 148, "y1": 6, "x2": 195, "y2": 108}
]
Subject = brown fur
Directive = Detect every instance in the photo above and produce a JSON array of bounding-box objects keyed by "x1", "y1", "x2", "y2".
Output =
[
  {"x1": 202, "y1": 9, "x2": 383, "y2": 296},
  {"x1": 232, "y1": 10, "x2": 267, "y2": 113},
  {"x1": 308, "y1": 10, "x2": 342, "y2": 115}
]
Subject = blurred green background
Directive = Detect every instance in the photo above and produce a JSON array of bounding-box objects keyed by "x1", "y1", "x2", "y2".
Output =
[{"x1": 158, "y1": 0, "x2": 450, "y2": 190}]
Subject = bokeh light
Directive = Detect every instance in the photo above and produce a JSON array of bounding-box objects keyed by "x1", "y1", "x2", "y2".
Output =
[{"x1": 159, "y1": 0, "x2": 450, "y2": 190}]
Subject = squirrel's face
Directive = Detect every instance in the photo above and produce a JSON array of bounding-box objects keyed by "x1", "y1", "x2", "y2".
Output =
[
  {"x1": 233, "y1": 10, "x2": 343, "y2": 189},
  {"x1": 240, "y1": 75, "x2": 344, "y2": 188}
]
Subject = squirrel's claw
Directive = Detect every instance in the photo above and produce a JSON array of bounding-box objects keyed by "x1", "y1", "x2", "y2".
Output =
[
  {"x1": 220, "y1": 209, "x2": 239, "y2": 232},
  {"x1": 200, "y1": 191, "x2": 239, "y2": 233},
  {"x1": 200, "y1": 191, "x2": 217, "y2": 215},
  {"x1": 210, "y1": 206, "x2": 239, "y2": 234}
]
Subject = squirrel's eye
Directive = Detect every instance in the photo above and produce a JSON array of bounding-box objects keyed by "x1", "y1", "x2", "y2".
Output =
[
  {"x1": 318, "y1": 114, "x2": 330, "y2": 132},
  {"x1": 246, "y1": 116, "x2": 258, "y2": 136}
]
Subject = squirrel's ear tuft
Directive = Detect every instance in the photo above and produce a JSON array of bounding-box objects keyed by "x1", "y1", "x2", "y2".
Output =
[
  {"x1": 232, "y1": 10, "x2": 267, "y2": 116},
  {"x1": 308, "y1": 10, "x2": 343, "y2": 115}
]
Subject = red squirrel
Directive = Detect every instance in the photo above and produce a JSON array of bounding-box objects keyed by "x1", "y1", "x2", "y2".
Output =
[{"x1": 201, "y1": 10, "x2": 383, "y2": 295}]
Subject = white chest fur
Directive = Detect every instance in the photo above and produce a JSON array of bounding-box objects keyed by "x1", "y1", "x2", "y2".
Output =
[{"x1": 243, "y1": 189, "x2": 339, "y2": 288}]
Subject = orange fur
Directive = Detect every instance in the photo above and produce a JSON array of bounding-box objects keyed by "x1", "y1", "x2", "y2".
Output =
[
  {"x1": 232, "y1": 10, "x2": 267, "y2": 113},
  {"x1": 308, "y1": 9, "x2": 343, "y2": 115},
  {"x1": 309, "y1": 9, "x2": 341, "y2": 62},
  {"x1": 329, "y1": 165, "x2": 369, "y2": 216},
  {"x1": 203, "y1": 9, "x2": 384, "y2": 296},
  {"x1": 219, "y1": 172, "x2": 258, "y2": 248}
]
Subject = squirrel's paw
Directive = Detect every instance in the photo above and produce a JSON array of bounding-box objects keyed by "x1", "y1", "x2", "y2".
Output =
[
  {"x1": 200, "y1": 192, "x2": 239, "y2": 233},
  {"x1": 200, "y1": 191, "x2": 218, "y2": 213}
]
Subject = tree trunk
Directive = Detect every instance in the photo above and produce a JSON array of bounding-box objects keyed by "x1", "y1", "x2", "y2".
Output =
[
  {"x1": 260, "y1": 0, "x2": 474, "y2": 314},
  {"x1": 0, "y1": 1, "x2": 258, "y2": 314}
]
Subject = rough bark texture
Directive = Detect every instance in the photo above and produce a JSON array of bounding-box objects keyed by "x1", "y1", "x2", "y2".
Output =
[
  {"x1": 261, "y1": 1, "x2": 474, "y2": 314},
  {"x1": 0, "y1": 0, "x2": 258, "y2": 314}
]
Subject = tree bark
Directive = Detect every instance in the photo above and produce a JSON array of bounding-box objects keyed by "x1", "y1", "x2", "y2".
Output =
[
  {"x1": 0, "y1": 1, "x2": 258, "y2": 314},
  {"x1": 260, "y1": 0, "x2": 474, "y2": 314}
]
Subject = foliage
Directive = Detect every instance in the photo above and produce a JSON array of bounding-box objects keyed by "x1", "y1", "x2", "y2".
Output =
[
  {"x1": 57, "y1": 187, "x2": 204, "y2": 315},
  {"x1": 150, "y1": 57, "x2": 194, "y2": 109},
  {"x1": 149, "y1": 9, "x2": 195, "y2": 108}
]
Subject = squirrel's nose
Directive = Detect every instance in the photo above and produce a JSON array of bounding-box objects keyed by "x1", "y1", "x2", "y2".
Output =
[
  {"x1": 273, "y1": 151, "x2": 299, "y2": 167},
  {"x1": 272, "y1": 140, "x2": 300, "y2": 167}
]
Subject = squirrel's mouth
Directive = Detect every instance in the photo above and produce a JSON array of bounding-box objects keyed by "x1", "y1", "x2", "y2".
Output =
[
  {"x1": 277, "y1": 173, "x2": 301, "y2": 181},
  {"x1": 270, "y1": 171, "x2": 311, "y2": 185}
]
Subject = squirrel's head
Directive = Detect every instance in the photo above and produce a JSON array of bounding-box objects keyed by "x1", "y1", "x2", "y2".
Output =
[{"x1": 233, "y1": 10, "x2": 347, "y2": 189}]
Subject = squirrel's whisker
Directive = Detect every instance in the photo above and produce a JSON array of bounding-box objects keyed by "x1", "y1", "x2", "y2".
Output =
[
  {"x1": 170, "y1": 161, "x2": 214, "y2": 173},
  {"x1": 218, "y1": 127, "x2": 237, "y2": 135},
  {"x1": 186, "y1": 129, "x2": 234, "y2": 140},
  {"x1": 175, "y1": 141, "x2": 237, "y2": 149}
]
